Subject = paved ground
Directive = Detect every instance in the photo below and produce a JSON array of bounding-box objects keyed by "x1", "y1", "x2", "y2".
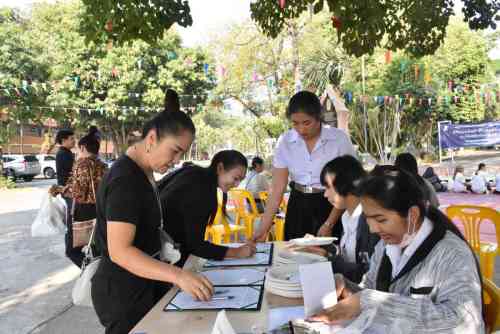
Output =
[{"x1": 1, "y1": 152, "x2": 500, "y2": 334}]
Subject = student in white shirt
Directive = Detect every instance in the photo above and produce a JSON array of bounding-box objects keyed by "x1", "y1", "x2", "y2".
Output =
[
  {"x1": 293, "y1": 155, "x2": 379, "y2": 283},
  {"x1": 244, "y1": 157, "x2": 269, "y2": 213},
  {"x1": 451, "y1": 165, "x2": 468, "y2": 193},
  {"x1": 253, "y1": 90, "x2": 355, "y2": 241},
  {"x1": 309, "y1": 166, "x2": 484, "y2": 333},
  {"x1": 472, "y1": 162, "x2": 490, "y2": 194}
]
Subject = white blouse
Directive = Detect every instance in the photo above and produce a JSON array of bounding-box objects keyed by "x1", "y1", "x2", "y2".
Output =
[{"x1": 272, "y1": 126, "x2": 355, "y2": 188}]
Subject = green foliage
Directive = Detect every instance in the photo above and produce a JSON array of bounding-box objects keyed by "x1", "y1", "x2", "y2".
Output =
[
  {"x1": 79, "y1": 0, "x2": 192, "y2": 45},
  {"x1": 250, "y1": 0, "x2": 500, "y2": 57},
  {"x1": 0, "y1": 175, "x2": 16, "y2": 189},
  {"x1": 0, "y1": 2, "x2": 214, "y2": 155}
]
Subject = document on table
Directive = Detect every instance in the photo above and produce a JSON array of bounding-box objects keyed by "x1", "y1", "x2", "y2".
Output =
[
  {"x1": 299, "y1": 262, "x2": 337, "y2": 317},
  {"x1": 203, "y1": 243, "x2": 274, "y2": 268},
  {"x1": 201, "y1": 268, "x2": 266, "y2": 286},
  {"x1": 164, "y1": 285, "x2": 264, "y2": 311}
]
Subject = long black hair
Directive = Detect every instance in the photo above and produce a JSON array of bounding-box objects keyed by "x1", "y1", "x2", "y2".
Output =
[
  {"x1": 141, "y1": 110, "x2": 195, "y2": 140},
  {"x1": 207, "y1": 150, "x2": 247, "y2": 225},
  {"x1": 358, "y1": 165, "x2": 484, "y2": 312}
]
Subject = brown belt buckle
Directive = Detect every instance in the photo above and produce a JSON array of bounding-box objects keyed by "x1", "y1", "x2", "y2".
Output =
[{"x1": 305, "y1": 185, "x2": 313, "y2": 193}]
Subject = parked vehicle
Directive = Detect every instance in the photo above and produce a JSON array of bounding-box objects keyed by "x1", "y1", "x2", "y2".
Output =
[
  {"x1": 36, "y1": 154, "x2": 57, "y2": 179},
  {"x1": 2, "y1": 155, "x2": 41, "y2": 182}
]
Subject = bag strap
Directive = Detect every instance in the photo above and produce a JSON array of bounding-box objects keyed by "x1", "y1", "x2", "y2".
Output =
[{"x1": 85, "y1": 162, "x2": 98, "y2": 255}]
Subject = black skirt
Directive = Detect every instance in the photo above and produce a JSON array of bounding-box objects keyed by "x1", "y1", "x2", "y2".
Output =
[{"x1": 284, "y1": 188, "x2": 343, "y2": 241}]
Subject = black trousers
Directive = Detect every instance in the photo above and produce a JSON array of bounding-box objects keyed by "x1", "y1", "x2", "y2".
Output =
[
  {"x1": 284, "y1": 189, "x2": 343, "y2": 241},
  {"x1": 63, "y1": 196, "x2": 84, "y2": 268},
  {"x1": 92, "y1": 259, "x2": 170, "y2": 334}
]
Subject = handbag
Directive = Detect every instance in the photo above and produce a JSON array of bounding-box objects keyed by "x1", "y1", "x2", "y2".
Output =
[
  {"x1": 72, "y1": 165, "x2": 101, "y2": 307},
  {"x1": 72, "y1": 221, "x2": 101, "y2": 307},
  {"x1": 72, "y1": 166, "x2": 97, "y2": 248}
]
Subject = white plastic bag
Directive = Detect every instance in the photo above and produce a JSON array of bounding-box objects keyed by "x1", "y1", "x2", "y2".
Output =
[{"x1": 31, "y1": 192, "x2": 66, "y2": 237}]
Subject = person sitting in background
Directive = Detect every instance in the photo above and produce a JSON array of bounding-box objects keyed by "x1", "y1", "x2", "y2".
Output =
[
  {"x1": 494, "y1": 174, "x2": 500, "y2": 194},
  {"x1": 293, "y1": 155, "x2": 380, "y2": 283},
  {"x1": 422, "y1": 167, "x2": 446, "y2": 192},
  {"x1": 451, "y1": 165, "x2": 468, "y2": 193},
  {"x1": 309, "y1": 166, "x2": 484, "y2": 333},
  {"x1": 244, "y1": 156, "x2": 269, "y2": 213},
  {"x1": 471, "y1": 174, "x2": 488, "y2": 194},
  {"x1": 394, "y1": 153, "x2": 439, "y2": 207}
]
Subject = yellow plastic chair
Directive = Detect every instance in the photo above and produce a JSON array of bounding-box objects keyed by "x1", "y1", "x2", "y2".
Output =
[
  {"x1": 484, "y1": 278, "x2": 500, "y2": 333},
  {"x1": 446, "y1": 205, "x2": 500, "y2": 279},
  {"x1": 204, "y1": 204, "x2": 245, "y2": 245},
  {"x1": 229, "y1": 189, "x2": 262, "y2": 239},
  {"x1": 258, "y1": 191, "x2": 286, "y2": 241}
]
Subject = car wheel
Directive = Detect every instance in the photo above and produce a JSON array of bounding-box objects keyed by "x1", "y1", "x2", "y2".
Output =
[
  {"x1": 23, "y1": 176, "x2": 34, "y2": 182},
  {"x1": 6, "y1": 169, "x2": 16, "y2": 182},
  {"x1": 44, "y1": 167, "x2": 56, "y2": 179}
]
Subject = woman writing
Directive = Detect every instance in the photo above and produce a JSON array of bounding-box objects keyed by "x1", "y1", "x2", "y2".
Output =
[
  {"x1": 158, "y1": 150, "x2": 256, "y2": 267},
  {"x1": 91, "y1": 111, "x2": 214, "y2": 334},
  {"x1": 310, "y1": 166, "x2": 484, "y2": 333},
  {"x1": 253, "y1": 90, "x2": 355, "y2": 241}
]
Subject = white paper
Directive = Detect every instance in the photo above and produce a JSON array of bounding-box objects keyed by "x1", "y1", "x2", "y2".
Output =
[
  {"x1": 204, "y1": 243, "x2": 273, "y2": 268},
  {"x1": 202, "y1": 268, "x2": 266, "y2": 286},
  {"x1": 222, "y1": 242, "x2": 272, "y2": 253},
  {"x1": 165, "y1": 286, "x2": 262, "y2": 311},
  {"x1": 211, "y1": 310, "x2": 237, "y2": 334},
  {"x1": 299, "y1": 262, "x2": 337, "y2": 317}
]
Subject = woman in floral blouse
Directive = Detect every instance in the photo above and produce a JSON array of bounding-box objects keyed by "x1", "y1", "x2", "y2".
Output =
[{"x1": 63, "y1": 127, "x2": 107, "y2": 267}]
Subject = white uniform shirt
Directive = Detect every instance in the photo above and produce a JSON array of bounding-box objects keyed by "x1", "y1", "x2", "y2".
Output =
[
  {"x1": 273, "y1": 126, "x2": 356, "y2": 188},
  {"x1": 496, "y1": 174, "x2": 500, "y2": 191},
  {"x1": 471, "y1": 174, "x2": 487, "y2": 194},
  {"x1": 451, "y1": 173, "x2": 467, "y2": 193},
  {"x1": 340, "y1": 204, "x2": 363, "y2": 263},
  {"x1": 244, "y1": 170, "x2": 269, "y2": 198},
  {"x1": 386, "y1": 217, "x2": 434, "y2": 279}
]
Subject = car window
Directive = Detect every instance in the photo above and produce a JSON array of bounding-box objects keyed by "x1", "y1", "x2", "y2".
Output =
[
  {"x1": 45, "y1": 156, "x2": 56, "y2": 161},
  {"x1": 24, "y1": 156, "x2": 38, "y2": 162}
]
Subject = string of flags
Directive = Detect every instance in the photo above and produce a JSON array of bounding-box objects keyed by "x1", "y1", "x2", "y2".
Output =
[{"x1": 342, "y1": 90, "x2": 500, "y2": 108}]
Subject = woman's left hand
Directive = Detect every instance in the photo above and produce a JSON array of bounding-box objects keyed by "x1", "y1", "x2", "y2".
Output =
[{"x1": 308, "y1": 293, "x2": 361, "y2": 325}]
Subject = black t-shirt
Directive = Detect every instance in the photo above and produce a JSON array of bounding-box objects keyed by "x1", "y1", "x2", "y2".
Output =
[
  {"x1": 55, "y1": 146, "x2": 74, "y2": 186},
  {"x1": 94, "y1": 154, "x2": 161, "y2": 268}
]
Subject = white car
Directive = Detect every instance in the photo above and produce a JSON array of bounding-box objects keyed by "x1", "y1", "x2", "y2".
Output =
[
  {"x1": 2, "y1": 154, "x2": 41, "y2": 182},
  {"x1": 36, "y1": 154, "x2": 57, "y2": 179}
]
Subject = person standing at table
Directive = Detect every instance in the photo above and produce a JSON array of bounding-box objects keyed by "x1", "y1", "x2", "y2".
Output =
[
  {"x1": 91, "y1": 111, "x2": 214, "y2": 334},
  {"x1": 158, "y1": 150, "x2": 256, "y2": 267},
  {"x1": 253, "y1": 90, "x2": 356, "y2": 241}
]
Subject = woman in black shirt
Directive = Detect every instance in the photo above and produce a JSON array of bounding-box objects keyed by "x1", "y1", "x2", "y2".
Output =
[
  {"x1": 158, "y1": 150, "x2": 256, "y2": 266},
  {"x1": 91, "y1": 111, "x2": 214, "y2": 334}
]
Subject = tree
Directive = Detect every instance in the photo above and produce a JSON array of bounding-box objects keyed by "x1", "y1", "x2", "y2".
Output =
[
  {"x1": 25, "y1": 2, "x2": 215, "y2": 155},
  {"x1": 79, "y1": 0, "x2": 192, "y2": 45},
  {"x1": 250, "y1": 0, "x2": 500, "y2": 57}
]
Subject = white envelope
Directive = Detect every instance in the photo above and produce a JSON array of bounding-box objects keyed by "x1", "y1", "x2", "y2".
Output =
[{"x1": 299, "y1": 262, "x2": 337, "y2": 317}]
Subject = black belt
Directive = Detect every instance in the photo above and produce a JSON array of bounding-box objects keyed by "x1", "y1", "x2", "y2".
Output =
[{"x1": 291, "y1": 182, "x2": 324, "y2": 194}]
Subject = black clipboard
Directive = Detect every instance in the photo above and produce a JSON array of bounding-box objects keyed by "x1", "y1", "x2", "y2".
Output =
[
  {"x1": 203, "y1": 243, "x2": 274, "y2": 268},
  {"x1": 163, "y1": 284, "x2": 265, "y2": 312}
]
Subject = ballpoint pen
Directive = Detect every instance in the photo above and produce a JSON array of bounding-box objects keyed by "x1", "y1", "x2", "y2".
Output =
[{"x1": 212, "y1": 296, "x2": 235, "y2": 301}]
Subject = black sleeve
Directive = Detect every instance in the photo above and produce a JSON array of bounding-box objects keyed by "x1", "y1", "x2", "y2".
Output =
[
  {"x1": 331, "y1": 255, "x2": 368, "y2": 284},
  {"x1": 105, "y1": 178, "x2": 141, "y2": 226},
  {"x1": 174, "y1": 185, "x2": 228, "y2": 261}
]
